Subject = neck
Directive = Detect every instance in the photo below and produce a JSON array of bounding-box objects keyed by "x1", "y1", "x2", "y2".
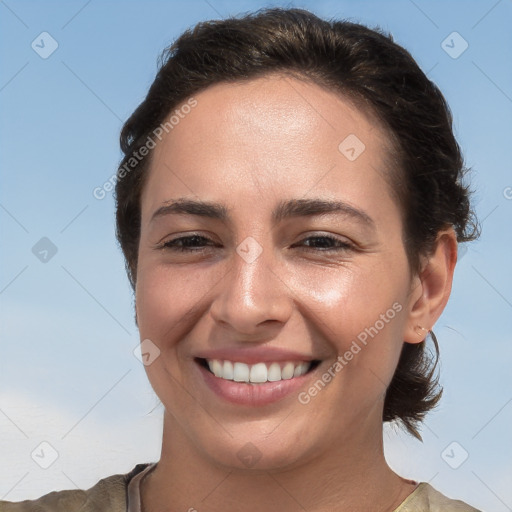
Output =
[{"x1": 141, "y1": 413, "x2": 415, "y2": 512}]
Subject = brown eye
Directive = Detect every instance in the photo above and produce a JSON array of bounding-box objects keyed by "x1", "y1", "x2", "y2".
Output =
[
  {"x1": 162, "y1": 235, "x2": 216, "y2": 252},
  {"x1": 293, "y1": 235, "x2": 354, "y2": 252}
]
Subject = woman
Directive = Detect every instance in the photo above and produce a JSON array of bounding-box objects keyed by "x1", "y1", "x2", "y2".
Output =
[{"x1": 1, "y1": 7, "x2": 481, "y2": 512}]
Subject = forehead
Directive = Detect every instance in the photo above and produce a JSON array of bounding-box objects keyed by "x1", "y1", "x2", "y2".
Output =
[{"x1": 141, "y1": 74, "x2": 397, "y2": 223}]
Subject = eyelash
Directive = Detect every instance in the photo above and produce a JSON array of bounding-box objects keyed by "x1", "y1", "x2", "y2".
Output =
[{"x1": 159, "y1": 234, "x2": 354, "y2": 253}]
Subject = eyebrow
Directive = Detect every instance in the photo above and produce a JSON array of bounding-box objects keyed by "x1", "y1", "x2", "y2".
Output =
[{"x1": 150, "y1": 197, "x2": 375, "y2": 229}]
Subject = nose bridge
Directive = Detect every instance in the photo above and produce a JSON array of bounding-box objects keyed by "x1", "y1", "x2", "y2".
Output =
[
  {"x1": 211, "y1": 234, "x2": 292, "y2": 334},
  {"x1": 235, "y1": 235, "x2": 273, "y2": 301}
]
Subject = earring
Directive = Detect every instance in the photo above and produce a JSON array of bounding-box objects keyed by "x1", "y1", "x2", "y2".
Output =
[{"x1": 415, "y1": 325, "x2": 430, "y2": 338}]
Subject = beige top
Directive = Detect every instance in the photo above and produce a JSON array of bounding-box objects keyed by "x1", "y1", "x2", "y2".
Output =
[
  {"x1": 125, "y1": 463, "x2": 481, "y2": 512},
  {"x1": 0, "y1": 462, "x2": 482, "y2": 511},
  {"x1": 126, "y1": 463, "x2": 156, "y2": 512}
]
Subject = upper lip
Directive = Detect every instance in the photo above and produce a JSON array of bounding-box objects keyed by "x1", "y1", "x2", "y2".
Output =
[{"x1": 194, "y1": 347, "x2": 319, "y2": 365}]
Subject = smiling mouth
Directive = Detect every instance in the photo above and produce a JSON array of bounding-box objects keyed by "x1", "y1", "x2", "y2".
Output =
[{"x1": 196, "y1": 358, "x2": 321, "y2": 384}]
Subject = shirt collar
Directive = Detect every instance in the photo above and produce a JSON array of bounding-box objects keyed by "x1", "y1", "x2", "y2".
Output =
[{"x1": 127, "y1": 463, "x2": 157, "y2": 512}]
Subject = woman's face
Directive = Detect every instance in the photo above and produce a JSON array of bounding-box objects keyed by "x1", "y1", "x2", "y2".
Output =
[{"x1": 135, "y1": 75, "x2": 422, "y2": 470}]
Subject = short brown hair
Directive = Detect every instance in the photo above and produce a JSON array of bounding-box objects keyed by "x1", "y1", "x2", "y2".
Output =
[{"x1": 115, "y1": 8, "x2": 479, "y2": 438}]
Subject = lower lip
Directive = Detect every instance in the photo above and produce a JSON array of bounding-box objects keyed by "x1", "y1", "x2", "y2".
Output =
[{"x1": 196, "y1": 361, "x2": 316, "y2": 406}]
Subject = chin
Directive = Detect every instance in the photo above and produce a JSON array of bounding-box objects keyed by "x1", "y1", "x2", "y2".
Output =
[{"x1": 190, "y1": 417, "x2": 318, "y2": 472}]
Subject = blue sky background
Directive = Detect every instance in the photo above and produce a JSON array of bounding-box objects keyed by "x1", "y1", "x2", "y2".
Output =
[{"x1": 0, "y1": 0, "x2": 511, "y2": 510}]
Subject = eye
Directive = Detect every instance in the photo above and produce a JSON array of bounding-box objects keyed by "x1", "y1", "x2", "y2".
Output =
[
  {"x1": 158, "y1": 233, "x2": 354, "y2": 254},
  {"x1": 160, "y1": 234, "x2": 216, "y2": 252},
  {"x1": 292, "y1": 235, "x2": 354, "y2": 253}
]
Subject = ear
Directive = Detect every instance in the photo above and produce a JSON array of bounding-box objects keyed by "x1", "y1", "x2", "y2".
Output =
[{"x1": 404, "y1": 228, "x2": 458, "y2": 344}]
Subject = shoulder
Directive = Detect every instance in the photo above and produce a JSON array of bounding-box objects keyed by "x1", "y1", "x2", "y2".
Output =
[
  {"x1": 396, "y1": 482, "x2": 482, "y2": 512},
  {"x1": 0, "y1": 463, "x2": 152, "y2": 512}
]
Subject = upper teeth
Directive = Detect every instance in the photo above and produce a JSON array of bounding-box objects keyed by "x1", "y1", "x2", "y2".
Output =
[{"x1": 206, "y1": 360, "x2": 311, "y2": 383}]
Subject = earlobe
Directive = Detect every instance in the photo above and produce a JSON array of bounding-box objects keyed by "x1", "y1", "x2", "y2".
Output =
[{"x1": 404, "y1": 229, "x2": 458, "y2": 344}]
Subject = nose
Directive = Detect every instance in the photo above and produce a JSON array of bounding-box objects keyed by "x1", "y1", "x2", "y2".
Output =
[{"x1": 209, "y1": 240, "x2": 293, "y2": 339}]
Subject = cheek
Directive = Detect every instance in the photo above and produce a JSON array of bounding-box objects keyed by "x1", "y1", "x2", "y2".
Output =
[
  {"x1": 290, "y1": 258, "x2": 407, "y2": 334},
  {"x1": 293, "y1": 259, "x2": 409, "y2": 390},
  {"x1": 301, "y1": 269, "x2": 408, "y2": 408},
  {"x1": 134, "y1": 263, "x2": 217, "y2": 402},
  {"x1": 135, "y1": 261, "x2": 224, "y2": 343}
]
